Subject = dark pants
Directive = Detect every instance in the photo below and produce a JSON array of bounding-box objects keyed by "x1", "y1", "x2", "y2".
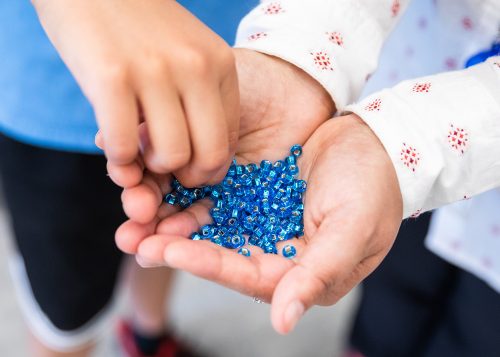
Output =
[
  {"x1": 0, "y1": 134, "x2": 125, "y2": 331},
  {"x1": 350, "y1": 213, "x2": 500, "y2": 357}
]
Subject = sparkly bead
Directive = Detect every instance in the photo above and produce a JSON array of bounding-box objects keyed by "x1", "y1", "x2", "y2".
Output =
[
  {"x1": 246, "y1": 163, "x2": 258, "y2": 174},
  {"x1": 248, "y1": 236, "x2": 259, "y2": 246},
  {"x1": 164, "y1": 193, "x2": 178, "y2": 205},
  {"x1": 285, "y1": 155, "x2": 296, "y2": 166},
  {"x1": 266, "y1": 170, "x2": 277, "y2": 182},
  {"x1": 201, "y1": 225, "x2": 214, "y2": 237},
  {"x1": 287, "y1": 164, "x2": 299, "y2": 175},
  {"x1": 236, "y1": 165, "x2": 244, "y2": 175},
  {"x1": 293, "y1": 180, "x2": 307, "y2": 193},
  {"x1": 260, "y1": 160, "x2": 272, "y2": 172},
  {"x1": 290, "y1": 144, "x2": 303, "y2": 157},
  {"x1": 238, "y1": 247, "x2": 251, "y2": 256},
  {"x1": 273, "y1": 160, "x2": 285, "y2": 172},
  {"x1": 179, "y1": 196, "x2": 191, "y2": 208},
  {"x1": 191, "y1": 232, "x2": 202, "y2": 241},
  {"x1": 229, "y1": 234, "x2": 245, "y2": 249},
  {"x1": 282, "y1": 244, "x2": 297, "y2": 258},
  {"x1": 217, "y1": 227, "x2": 228, "y2": 237},
  {"x1": 262, "y1": 241, "x2": 277, "y2": 254},
  {"x1": 223, "y1": 177, "x2": 234, "y2": 188},
  {"x1": 211, "y1": 235, "x2": 223, "y2": 246}
]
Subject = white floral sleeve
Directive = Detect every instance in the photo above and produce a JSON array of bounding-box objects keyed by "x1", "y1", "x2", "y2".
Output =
[
  {"x1": 234, "y1": 0, "x2": 411, "y2": 111},
  {"x1": 346, "y1": 57, "x2": 500, "y2": 218}
]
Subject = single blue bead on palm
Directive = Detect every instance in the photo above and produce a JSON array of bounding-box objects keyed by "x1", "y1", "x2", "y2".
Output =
[{"x1": 282, "y1": 244, "x2": 297, "y2": 259}]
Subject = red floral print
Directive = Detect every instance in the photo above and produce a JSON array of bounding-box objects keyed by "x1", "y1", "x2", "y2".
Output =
[
  {"x1": 311, "y1": 51, "x2": 334, "y2": 71},
  {"x1": 412, "y1": 82, "x2": 432, "y2": 93},
  {"x1": 447, "y1": 124, "x2": 469, "y2": 154},
  {"x1": 248, "y1": 32, "x2": 268, "y2": 41},
  {"x1": 364, "y1": 98, "x2": 382, "y2": 111},
  {"x1": 326, "y1": 32, "x2": 344, "y2": 47},
  {"x1": 263, "y1": 2, "x2": 284, "y2": 15},
  {"x1": 400, "y1": 143, "x2": 420, "y2": 172},
  {"x1": 391, "y1": 0, "x2": 401, "y2": 17}
]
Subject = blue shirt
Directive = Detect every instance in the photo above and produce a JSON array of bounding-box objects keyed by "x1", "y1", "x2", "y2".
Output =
[{"x1": 0, "y1": 1, "x2": 256, "y2": 153}]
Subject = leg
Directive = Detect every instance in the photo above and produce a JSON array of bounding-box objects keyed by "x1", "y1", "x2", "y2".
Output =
[
  {"x1": 0, "y1": 135, "x2": 125, "y2": 356},
  {"x1": 128, "y1": 261, "x2": 176, "y2": 335},
  {"x1": 349, "y1": 213, "x2": 459, "y2": 357}
]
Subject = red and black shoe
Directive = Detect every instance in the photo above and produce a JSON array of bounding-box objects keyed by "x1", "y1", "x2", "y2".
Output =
[{"x1": 117, "y1": 320, "x2": 204, "y2": 357}]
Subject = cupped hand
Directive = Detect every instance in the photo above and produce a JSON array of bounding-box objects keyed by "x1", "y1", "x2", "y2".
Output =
[
  {"x1": 129, "y1": 114, "x2": 403, "y2": 334},
  {"x1": 34, "y1": 0, "x2": 239, "y2": 186}
]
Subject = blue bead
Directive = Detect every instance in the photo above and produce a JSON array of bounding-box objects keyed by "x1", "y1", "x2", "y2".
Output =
[
  {"x1": 238, "y1": 247, "x2": 251, "y2": 256},
  {"x1": 282, "y1": 244, "x2": 297, "y2": 258},
  {"x1": 285, "y1": 155, "x2": 296, "y2": 166},
  {"x1": 248, "y1": 236, "x2": 259, "y2": 246},
  {"x1": 246, "y1": 163, "x2": 258, "y2": 174},
  {"x1": 236, "y1": 165, "x2": 244, "y2": 175},
  {"x1": 191, "y1": 232, "x2": 203, "y2": 241},
  {"x1": 293, "y1": 180, "x2": 307, "y2": 193},
  {"x1": 179, "y1": 196, "x2": 191, "y2": 208},
  {"x1": 273, "y1": 160, "x2": 285, "y2": 172},
  {"x1": 164, "y1": 193, "x2": 178, "y2": 205},
  {"x1": 201, "y1": 225, "x2": 214, "y2": 237},
  {"x1": 223, "y1": 177, "x2": 234, "y2": 188},
  {"x1": 211, "y1": 235, "x2": 223, "y2": 246},
  {"x1": 260, "y1": 160, "x2": 272, "y2": 172},
  {"x1": 287, "y1": 164, "x2": 299, "y2": 175},
  {"x1": 229, "y1": 234, "x2": 245, "y2": 249},
  {"x1": 290, "y1": 144, "x2": 303, "y2": 157},
  {"x1": 262, "y1": 241, "x2": 277, "y2": 254}
]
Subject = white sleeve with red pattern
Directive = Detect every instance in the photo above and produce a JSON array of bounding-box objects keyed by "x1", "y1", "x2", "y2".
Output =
[
  {"x1": 234, "y1": 0, "x2": 410, "y2": 111},
  {"x1": 346, "y1": 57, "x2": 500, "y2": 218}
]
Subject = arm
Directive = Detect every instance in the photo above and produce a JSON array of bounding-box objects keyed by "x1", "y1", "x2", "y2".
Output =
[{"x1": 346, "y1": 57, "x2": 500, "y2": 218}]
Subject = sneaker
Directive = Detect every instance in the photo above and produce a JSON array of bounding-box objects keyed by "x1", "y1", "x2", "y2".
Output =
[{"x1": 117, "y1": 320, "x2": 203, "y2": 357}]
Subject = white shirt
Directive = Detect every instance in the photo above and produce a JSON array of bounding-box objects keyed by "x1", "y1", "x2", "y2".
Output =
[{"x1": 235, "y1": 0, "x2": 500, "y2": 290}]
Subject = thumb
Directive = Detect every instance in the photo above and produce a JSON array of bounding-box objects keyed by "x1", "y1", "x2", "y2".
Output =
[{"x1": 270, "y1": 220, "x2": 362, "y2": 335}]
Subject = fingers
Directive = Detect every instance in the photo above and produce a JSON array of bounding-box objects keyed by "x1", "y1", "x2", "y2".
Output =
[
  {"x1": 156, "y1": 198, "x2": 212, "y2": 235},
  {"x1": 173, "y1": 85, "x2": 234, "y2": 187},
  {"x1": 121, "y1": 172, "x2": 174, "y2": 223},
  {"x1": 115, "y1": 218, "x2": 158, "y2": 254},
  {"x1": 107, "y1": 160, "x2": 144, "y2": 188},
  {"x1": 137, "y1": 199, "x2": 213, "y2": 263},
  {"x1": 139, "y1": 79, "x2": 191, "y2": 174},
  {"x1": 92, "y1": 81, "x2": 139, "y2": 165},
  {"x1": 270, "y1": 219, "x2": 362, "y2": 335},
  {"x1": 162, "y1": 237, "x2": 293, "y2": 300}
]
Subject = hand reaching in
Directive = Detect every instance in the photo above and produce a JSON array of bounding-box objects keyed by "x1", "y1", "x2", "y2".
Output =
[{"x1": 35, "y1": 0, "x2": 239, "y2": 186}]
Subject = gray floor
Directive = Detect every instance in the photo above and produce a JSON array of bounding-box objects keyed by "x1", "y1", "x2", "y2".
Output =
[{"x1": 0, "y1": 203, "x2": 359, "y2": 357}]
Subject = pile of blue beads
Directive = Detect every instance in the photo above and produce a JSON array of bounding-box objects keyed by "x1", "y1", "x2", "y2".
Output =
[{"x1": 164, "y1": 145, "x2": 306, "y2": 259}]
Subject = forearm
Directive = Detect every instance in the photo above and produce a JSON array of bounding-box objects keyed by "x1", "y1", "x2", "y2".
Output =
[{"x1": 346, "y1": 57, "x2": 500, "y2": 217}]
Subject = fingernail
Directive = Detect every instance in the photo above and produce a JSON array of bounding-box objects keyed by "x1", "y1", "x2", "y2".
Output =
[
  {"x1": 284, "y1": 301, "x2": 304, "y2": 331},
  {"x1": 136, "y1": 255, "x2": 162, "y2": 268}
]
